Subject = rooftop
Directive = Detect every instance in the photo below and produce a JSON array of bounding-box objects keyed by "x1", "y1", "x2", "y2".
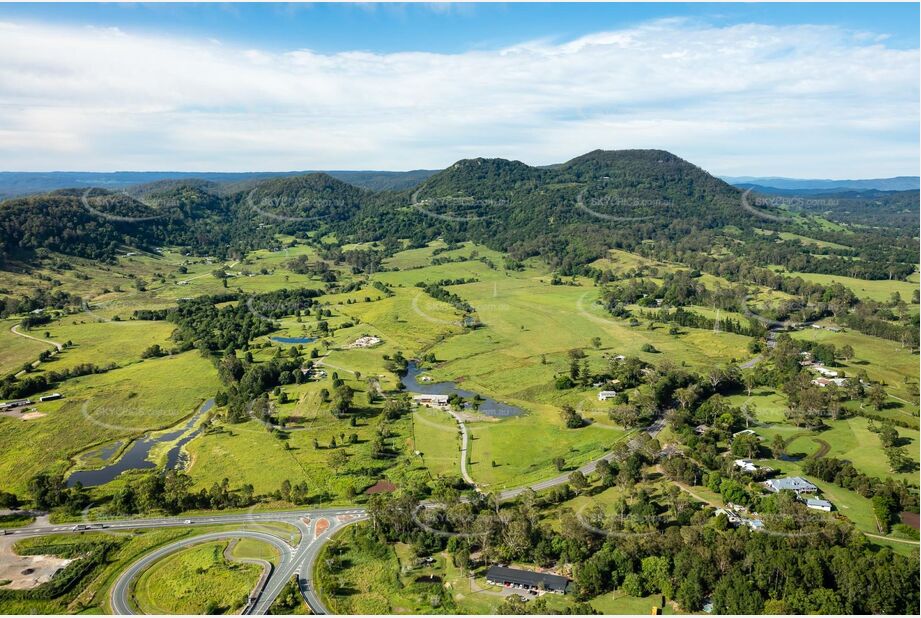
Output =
[
  {"x1": 764, "y1": 476, "x2": 818, "y2": 493},
  {"x1": 486, "y1": 566, "x2": 569, "y2": 593}
]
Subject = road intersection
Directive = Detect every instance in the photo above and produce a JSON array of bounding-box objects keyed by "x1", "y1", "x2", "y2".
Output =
[
  {"x1": 5, "y1": 413, "x2": 666, "y2": 615},
  {"x1": 7, "y1": 507, "x2": 366, "y2": 615}
]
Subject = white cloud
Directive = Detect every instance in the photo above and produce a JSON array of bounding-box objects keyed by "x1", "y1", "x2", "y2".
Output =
[{"x1": 0, "y1": 18, "x2": 917, "y2": 176}]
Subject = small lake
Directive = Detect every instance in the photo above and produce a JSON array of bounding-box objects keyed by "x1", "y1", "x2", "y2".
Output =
[
  {"x1": 401, "y1": 361, "x2": 522, "y2": 418},
  {"x1": 67, "y1": 398, "x2": 214, "y2": 488},
  {"x1": 270, "y1": 336, "x2": 315, "y2": 344}
]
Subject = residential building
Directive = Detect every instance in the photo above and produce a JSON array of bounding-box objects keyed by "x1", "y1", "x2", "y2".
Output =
[
  {"x1": 597, "y1": 390, "x2": 618, "y2": 401},
  {"x1": 486, "y1": 566, "x2": 569, "y2": 595},
  {"x1": 763, "y1": 476, "x2": 818, "y2": 494},
  {"x1": 734, "y1": 459, "x2": 759, "y2": 473},
  {"x1": 412, "y1": 394, "x2": 450, "y2": 407},
  {"x1": 805, "y1": 498, "x2": 833, "y2": 512}
]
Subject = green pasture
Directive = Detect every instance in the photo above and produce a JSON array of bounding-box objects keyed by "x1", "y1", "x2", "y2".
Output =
[
  {"x1": 412, "y1": 406, "x2": 462, "y2": 478},
  {"x1": 780, "y1": 271, "x2": 919, "y2": 303},
  {"x1": 0, "y1": 351, "x2": 219, "y2": 492},
  {"x1": 132, "y1": 540, "x2": 261, "y2": 614}
]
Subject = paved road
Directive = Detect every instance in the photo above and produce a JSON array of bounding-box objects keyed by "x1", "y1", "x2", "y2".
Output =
[
  {"x1": 498, "y1": 412, "x2": 666, "y2": 501},
  {"x1": 109, "y1": 530, "x2": 292, "y2": 615},
  {"x1": 444, "y1": 409, "x2": 476, "y2": 488},
  {"x1": 9, "y1": 506, "x2": 367, "y2": 615}
]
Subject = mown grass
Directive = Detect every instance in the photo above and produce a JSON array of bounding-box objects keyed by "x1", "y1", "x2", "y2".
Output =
[
  {"x1": 132, "y1": 540, "x2": 261, "y2": 614},
  {"x1": 790, "y1": 327, "x2": 919, "y2": 413},
  {"x1": 412, "y1": 406, "x2": 462, "y2": 478},
  {"x1": 229, "y1": 537, "x2": 281, "y2": 565},
  {"x1": 754, "y1": 416, "x2": 919, "y2": 486}
]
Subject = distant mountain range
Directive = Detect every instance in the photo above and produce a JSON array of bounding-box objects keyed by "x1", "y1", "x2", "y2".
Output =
[
  {"x1": 0, "y1": 169, "x2": 440, "y2": 199},
  {"x1": 1, "y1": 169, "x2": 916, "y2": 200},
  {"x1": 721, "y1": 175, "x2": 920, "y2": 192}
]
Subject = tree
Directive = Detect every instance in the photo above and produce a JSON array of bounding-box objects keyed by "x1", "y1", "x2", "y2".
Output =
[
  {"x1": 839, "y1": 344, "x2": 855, "y2": 361},
  {"x1": 328, "y1": 449, "x2": 349, "y2": 472},
  {"x1": 713, "y1": 571, "x2": 764, "y2": 614},
  {"x1": 885, "y1": 447, "x2": 910, "y2": 473},
  {"x1": 879, "y1": 424, "x2": 899, "y2": 448},
  {"x1": 560, "y1": 404, "x2": 585, "y2": 429},
  {"x1": 674, "y1": 385, "x2": 700, "y2": 411},
  {"x1": 591, "y1": 336, "x2": 602, "y2": 349},
  {"x1": 0, "y1": 490, "x2": 19, "y2": 509},
  {"x1": 743, "y1": 371, "x2": 757, "y2": 397},
  {"x1": 868, "y1": 383, "x2": 887, "y2": 410},
  {"x1": 568, "y1": 470, "x2": 589, "y2": 493},
  {"x1": 621, "y1": 572, "x2": 645, "y2": 597},
  {"x1": 770, "y1": 434, "x2": 786, "y2": 458},
  {"x1": 731, "y1": 433, "x2": 760, "y2": 459},
  {"x1": 552, "y1": 457, "x2": 566, "y2": 472}
]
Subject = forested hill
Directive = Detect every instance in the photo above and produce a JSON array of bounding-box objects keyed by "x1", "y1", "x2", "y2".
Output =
[{"x1": 0, "y1": 149, "x2": 916, "y2": 280}]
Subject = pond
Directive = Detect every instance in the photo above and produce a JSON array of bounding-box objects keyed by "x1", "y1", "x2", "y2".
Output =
[
  {"x1": 401, "y1": 361, "x2": 523, "y2": 418},
  {"x1": 66, "y1": 398, "x2": 214, "y2": 487},
  {"x1": 270, "y1": 336, "x2": 315, "y2": 344}
]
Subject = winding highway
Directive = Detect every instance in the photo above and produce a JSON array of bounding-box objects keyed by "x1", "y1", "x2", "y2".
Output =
[
  {"x1": 8, "y1": 507, "x2": 367, "y2": 615},
  {"x1": 7, "y1": 410, "x2": 666, "y2": 614}
]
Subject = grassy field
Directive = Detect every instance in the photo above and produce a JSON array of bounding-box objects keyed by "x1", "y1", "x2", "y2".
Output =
[
  {"x1": 754, "y1": 228, "x2": 850, "y2": 250},
  {"x1": 754, "y1": 416, "x2": 919, "y2": 486},
  {"x1": 0, "y1": 350, "x2": 219, "y2": 492},
  {"x1": 412, "y1": 406, "x2": 462, "y2": 478},
  {"x1": 790, "y1": 327, "x2": 919, "y2": 413},
  {"x1": 34, "y1": 319, "x2": 177, "y2": 374},
  {"x1": 777, "y1": 270, "x2": 919, "y2": 302},
  {"x1": 590, "y1": 592, "x2": 673, "y2": 615},
  {"x1": 0, "y1": 524, "x2": 287, "y2": 614},
  {"x1": 132, "y1": 540, "x2": 262, "y2": 614},
  {"x1": 0, "y1": 318, "x2": 57, "y2": 375}
]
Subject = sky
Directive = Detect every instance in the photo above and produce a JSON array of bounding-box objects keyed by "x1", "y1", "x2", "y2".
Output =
[{"x1": 0, "y1": 2, "x2": 918, "y2": 177}]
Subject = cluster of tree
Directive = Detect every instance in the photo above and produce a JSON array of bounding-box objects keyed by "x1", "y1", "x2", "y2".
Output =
[
  {"x1": 106, "y1": 471, "x2": 256, "y2": 515},
  {"x1": 0, "y1": 287, "x2": 81, "y2": 319},
  {"x1": 802, "y1": 457, "x2": 918, "y2": 531},
  {"x1": 363, "y1": 476, "x2": 917, "y2": 614},
  {"x1": 416, "y1": 281, "x2": 475, "y2": 314},
  {"x1": 27, "y1": 473, "x2": 90, "y2": 514},
  {"x1": 637, "y1": 307, "x2": 761, "y2": 337}
]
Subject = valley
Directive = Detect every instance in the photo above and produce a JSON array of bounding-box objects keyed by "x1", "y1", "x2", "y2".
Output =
[{"x1": 0, "y1": 150, "x2": 918, "y2": 615}]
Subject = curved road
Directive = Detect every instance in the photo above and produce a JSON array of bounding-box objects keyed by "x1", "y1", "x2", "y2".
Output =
[
  {"x1": 10, "y1": 324, "x2": 64, "y2": 352},
  {"x1": 9, "y1": 507, "x2": 367, "y2": 615},
  {"x1": 9, "y1": 324, "x2": 63, "y2": 377},
  {"x1": 109, "y1": 530, "x2": 292, "y2": 614}
]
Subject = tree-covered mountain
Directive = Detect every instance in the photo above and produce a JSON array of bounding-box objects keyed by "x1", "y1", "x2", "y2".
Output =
[
  {"x1": 1, "y1": 149, "x2": 916, "y2": 280},
  {"x1": 0, "y1": 169, "x2": 439, "y2": 199}
]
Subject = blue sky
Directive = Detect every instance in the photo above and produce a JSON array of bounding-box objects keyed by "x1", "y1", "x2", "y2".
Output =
[
  {"x1": 0, "y1": 2, "x2": 918, "y2": 176},
  {"x1": 3, "y1": 3, "x2": 918, "y2": 53}
]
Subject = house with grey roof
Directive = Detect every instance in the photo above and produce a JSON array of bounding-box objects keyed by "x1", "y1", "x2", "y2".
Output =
[{"x1": 763, "y1": 476, "x2": 818, "y2": 494}]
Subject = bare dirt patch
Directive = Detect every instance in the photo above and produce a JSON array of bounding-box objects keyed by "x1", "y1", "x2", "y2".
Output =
[
  {"x1": 20, "y1": 411, "x2": 46, "y2": 420},
  {"x1": 901, "y1": 511, "x2": 920, "y2": 530},
  {"x1": 0, "y1": 537, "x2": 73, "y2": 590},
  {"x1": 364, "y1": 479, "x2": 396, "y2": 495}
]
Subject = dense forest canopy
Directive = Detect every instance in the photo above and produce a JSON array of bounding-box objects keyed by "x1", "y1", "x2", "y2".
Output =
[{"x1": 1, "y1": 149, "x2": 916, "y2": 282}]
